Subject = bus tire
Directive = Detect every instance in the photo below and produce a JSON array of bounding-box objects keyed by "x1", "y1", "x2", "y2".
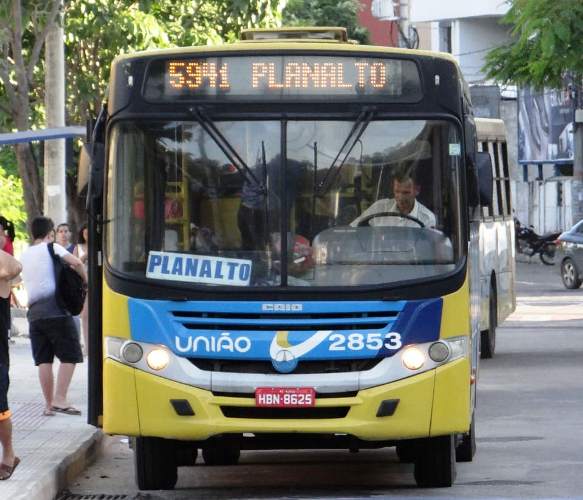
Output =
[
  {"x1": 396, "y1": 441, "x2": 418, "y2": 463},
  {"x1": 456, "y1": 413, "x2": 476, "y2": 462},
  {"x1": 134, "y1": 437, "x2": 178, "y2": 490},
  {"x1": 414, "y1": 435, "x2": 457, "y2": 487},
  {"x1": 202, "y1": 444, "x2": 241, "y2": 465},
  {"x1": 480, "y1": 283, "x2": 497, "y2": 359}
]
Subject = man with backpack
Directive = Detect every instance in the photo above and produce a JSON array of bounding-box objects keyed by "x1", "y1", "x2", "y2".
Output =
[{"x1": 19, "y1": 217, "x2": 87, "y2": 417}]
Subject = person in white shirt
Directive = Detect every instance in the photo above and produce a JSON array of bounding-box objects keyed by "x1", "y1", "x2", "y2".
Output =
[
  {"x1": 351, "y1": 172, "x2": 436, "y2": 228},
  {"x1": 19, "y1": 217, "x2": 87, "y2": 417}
]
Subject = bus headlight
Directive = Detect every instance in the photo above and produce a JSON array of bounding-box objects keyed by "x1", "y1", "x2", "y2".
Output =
[
  {"x1": 401, "y1": 346, "x2": 425, "y2": 370},
  {"x1": 121, "y1": 342, "x2": 143, "y2": 364},
  {"x1": 428, "y1": 341, "x2": 450, "y2": 362},
  {"x1": 146, "y1": 348, "x2": 170, "y2": 371}
]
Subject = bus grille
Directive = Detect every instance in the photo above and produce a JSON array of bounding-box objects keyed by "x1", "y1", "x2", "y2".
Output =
[
  {"x1": 171, "y1": 310, "x2": 398, "y2": 332},
  {"x1": 187, "y1": 358, "x2": 381, "y2": 374}
]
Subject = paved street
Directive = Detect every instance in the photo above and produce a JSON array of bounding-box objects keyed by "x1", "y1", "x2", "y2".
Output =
[{"x1": 65, "y1": 262, "x2": 583, "y2": 499}]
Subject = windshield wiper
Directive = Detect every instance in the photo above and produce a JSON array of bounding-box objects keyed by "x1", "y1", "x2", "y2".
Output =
[
  {"x1": 193, "y1": 107, "x2": 264, "y2": 191},
  {"x1": 316, "y1": 107, "x2": 376, "y2": 196}
]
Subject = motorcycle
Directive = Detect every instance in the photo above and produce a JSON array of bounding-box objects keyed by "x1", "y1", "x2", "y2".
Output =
[{"x1": 514, "y1": 219, "x2": 561, "y2": 265}]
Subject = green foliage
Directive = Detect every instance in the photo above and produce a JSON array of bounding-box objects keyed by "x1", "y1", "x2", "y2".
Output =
[
  {"x1": 484, "y1": 0, "x2": 583, "y2": 89},
  {"x1": 282, "y1": 0, "x2": 369, "y2": 44},
  {"x1": 65, "y1": 0, "x2": 283, "y2": 123},
  {"x1": 0, "y1": 152, "x2": 27, "y2": 241}
]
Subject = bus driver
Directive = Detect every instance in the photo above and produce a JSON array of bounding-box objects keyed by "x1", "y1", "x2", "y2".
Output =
[{"x1": 350, "y1": 171, "x2": 436, "y2": 228}]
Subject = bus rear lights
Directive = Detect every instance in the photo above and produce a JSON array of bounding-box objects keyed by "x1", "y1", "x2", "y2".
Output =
[
  {"x1": 121, "y1": 342, "x2": 143, "y2": 364},
  {"x1": 401, "y1": 347, "x2": 425, "y2": 370},
  {"x1": 146, "y1": 348, "x2": 170, "y2": 371},
  {"x1": 428, "y1": 342, "x2": 450, "y2": 362}
]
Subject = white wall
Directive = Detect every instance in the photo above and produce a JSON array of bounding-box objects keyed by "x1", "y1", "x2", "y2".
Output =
[
  {"x1": 410, "y1": 0, "x2": 509, "y2": 23},
  {"x1": 453, "y1": 18, "x2": 511, "y2": 83}
]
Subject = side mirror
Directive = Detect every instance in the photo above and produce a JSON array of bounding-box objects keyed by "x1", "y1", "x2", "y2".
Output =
[
  {"x1": 77, "y1": 142, "x2": 105, "y2": 198},
  {"x1": 77, "y1": 143, "x2": 92, "y2": 195},
  {"x1": 476, "y1": 151, "x2": 493, "y2": 208}
]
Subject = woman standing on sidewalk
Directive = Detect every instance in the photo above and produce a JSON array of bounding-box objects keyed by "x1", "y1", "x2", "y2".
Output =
[
  {"x1": 0, "y1": 242, "x2": 22, "y2": 479},
  {"x1": 19, "y1": 217, "x2": 87, "y2": 417}
]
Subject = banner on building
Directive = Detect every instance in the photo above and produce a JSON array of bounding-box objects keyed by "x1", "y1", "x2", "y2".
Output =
[{"x1": 518, "y1": 86, "x2": 575, "y2": 163}]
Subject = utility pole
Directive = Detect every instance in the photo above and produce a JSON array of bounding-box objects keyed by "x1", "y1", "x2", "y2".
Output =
[
  {"x1": 574, "y1": 83, "x2": 583, "y2": 179},
  {"x1": 572, "y1": 81, "x2": 583, "y2": 225},
  {"x1": 398, "y1": 1, "x2": 411, "y2": 49},
  {"x1": 44, "y1": 1, "x2": 66, "y2": 225}
]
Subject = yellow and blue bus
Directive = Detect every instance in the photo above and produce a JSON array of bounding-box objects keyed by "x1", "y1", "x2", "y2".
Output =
[{"x1": 80, "y1": 27, "x2": 507, "y2": 489}]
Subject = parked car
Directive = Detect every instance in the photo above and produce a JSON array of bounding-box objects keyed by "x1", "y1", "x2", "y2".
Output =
[{"x1": 557, "y1": 220, "x2": 583, "y2": 289}]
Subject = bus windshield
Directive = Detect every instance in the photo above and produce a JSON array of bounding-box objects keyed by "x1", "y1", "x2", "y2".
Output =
[{"x1": 106, "y1": 117, "x2": 462, "y2": 288}]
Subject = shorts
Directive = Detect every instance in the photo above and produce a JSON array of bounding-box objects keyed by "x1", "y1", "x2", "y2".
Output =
[
  {"x1": 29, "y1": 316, "x2": 83, "y2": 366},
  {"x1": 0, "y1": 363, "x2": 10, "y2": 419}
]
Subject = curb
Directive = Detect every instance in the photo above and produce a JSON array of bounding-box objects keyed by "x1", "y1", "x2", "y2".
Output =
[{"x1": 15, "y1": 429, "x2": 103, "y2": 500}]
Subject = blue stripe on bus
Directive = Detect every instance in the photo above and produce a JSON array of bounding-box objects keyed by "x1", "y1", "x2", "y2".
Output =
[{"x1": 127, "y1": 298, "x2": 441, "y2": 361}]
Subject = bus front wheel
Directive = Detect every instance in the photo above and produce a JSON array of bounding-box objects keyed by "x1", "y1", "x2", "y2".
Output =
[
  {"x1": 414, "y1": 434, "x2": 457, "y2": 487},
  {"x1": 134, "y1": 437, "x2": 178, "y2": 490}
]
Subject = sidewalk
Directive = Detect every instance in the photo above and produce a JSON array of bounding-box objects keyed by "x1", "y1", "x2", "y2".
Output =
[{"x1": 0, "y1": 311, "x2": 102, "y2": 500}]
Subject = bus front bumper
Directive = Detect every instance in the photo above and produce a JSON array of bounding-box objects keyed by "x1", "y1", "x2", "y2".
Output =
[{"x1": 103, "y1": 357, "x2": 470, "y2": 442}]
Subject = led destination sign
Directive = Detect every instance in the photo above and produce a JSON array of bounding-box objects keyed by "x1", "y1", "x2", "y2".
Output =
[{"x1": 143, "y1": 55, "x2": 422, "y2": 101}]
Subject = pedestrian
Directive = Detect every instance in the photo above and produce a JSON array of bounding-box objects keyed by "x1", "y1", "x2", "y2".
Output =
[
  {"x1": 19, "y1": 216, "x2": 87, "y2": 417},
  {"x1": 74, "y1": 223, "x2": 89, "y2": 354},
  {"x1": 0, "y1": 246, "x2": 22, "y2": 479},
  {"x1": 55, "y1": 223, "x2": 75, "y2": 253},
  {"x1": 0, "y1": 217, "x2": 14, "y2": 256}
]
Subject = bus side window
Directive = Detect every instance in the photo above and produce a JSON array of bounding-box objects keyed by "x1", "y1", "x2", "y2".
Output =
[
  {"x1": 501, "y1": 142, "x2": 512, "y2": 215},
  {"x1": 491, "y1": 142, "x2": 505, "y2": 217},
  {"x1": 477, "y1": 142, "x2": 492, "y2": 217}
]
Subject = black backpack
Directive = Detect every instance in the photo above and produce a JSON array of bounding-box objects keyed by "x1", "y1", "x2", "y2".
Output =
[{"x1": 48, "y1": 243, "x2": 87, "y2": 316}]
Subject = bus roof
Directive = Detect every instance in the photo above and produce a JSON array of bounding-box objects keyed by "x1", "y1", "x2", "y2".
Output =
[
  {"x1": 475, "y1": 118, "x2": 507, "y2": 141},
  {"x1": 112, "y1": 37, "x2": 461, "y2": 70}
]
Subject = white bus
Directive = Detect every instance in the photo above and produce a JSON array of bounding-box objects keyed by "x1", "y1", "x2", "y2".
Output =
[{"x1": 475, "y1": 118, "x2": 516, "y2": 358}]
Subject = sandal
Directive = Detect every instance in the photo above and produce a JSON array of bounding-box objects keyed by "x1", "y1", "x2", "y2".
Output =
[
  {"x1": 51, "y1": 405, "x2": 81, "y2": 416},
  {"x1": 0, "y1": 457, "x2": 20, "y2": 480}
]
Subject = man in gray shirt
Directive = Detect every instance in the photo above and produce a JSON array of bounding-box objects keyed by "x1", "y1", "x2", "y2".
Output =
[{"x1": 19, "y1": 217, "x2": 86, "y2": 417}]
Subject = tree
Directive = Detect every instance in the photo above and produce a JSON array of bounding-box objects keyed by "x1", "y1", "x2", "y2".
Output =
[
  {"x1": 65, "y1": 0, "x2": 283, "y2": 125},
  {"x1": 0, "y1": 0, "x2": 62, "y2": 228},
  {"x1": 282, "y1": 0, "x2": 369, "y2": 44},
  {"x1": 483, "y1": 0, "x2": 583, "y2": 181},
  {"x1": 483, "y1": 0, "x2": 583, "y2": 89},
  {"x1": 0, "y1": 151, "x2": 26, "y2": 242}
]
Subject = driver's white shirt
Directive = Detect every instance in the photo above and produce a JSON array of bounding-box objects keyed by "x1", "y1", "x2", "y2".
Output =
[{"x1": 350, "y1": 198, "x2": 437, "y2": 228}]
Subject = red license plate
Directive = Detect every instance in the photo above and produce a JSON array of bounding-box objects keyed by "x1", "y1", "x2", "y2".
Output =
[{"x1": 255, "y1": 387, "x2": 316, "y2": 408}]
